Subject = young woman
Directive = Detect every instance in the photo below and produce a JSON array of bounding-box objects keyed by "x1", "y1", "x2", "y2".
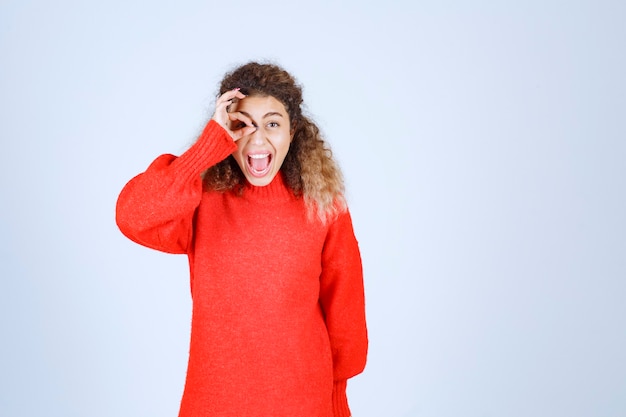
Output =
[{"x1": 116, "y1": 62, "x2": 367, "y2": 417}]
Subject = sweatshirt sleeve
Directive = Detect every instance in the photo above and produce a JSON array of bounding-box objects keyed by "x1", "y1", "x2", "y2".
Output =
[
  {"x1": 116, "y1": 120, "x2": 237, "y2": 254},
  {"x1": 319, "y1": 209, "x2": 368, "y2": 417}
]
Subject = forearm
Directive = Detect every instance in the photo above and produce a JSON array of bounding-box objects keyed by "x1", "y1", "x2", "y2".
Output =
[
  {"x1": 320, "y1": 210, "x2": 368, "y2": 416},
  {"x1": 116, "y1": 120, "x2": 236, "y2": 252}
]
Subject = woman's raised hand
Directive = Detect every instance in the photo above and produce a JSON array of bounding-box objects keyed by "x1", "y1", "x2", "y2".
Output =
[{"x1": 212, "y1": 88, "x2": 257, "y2": 141}]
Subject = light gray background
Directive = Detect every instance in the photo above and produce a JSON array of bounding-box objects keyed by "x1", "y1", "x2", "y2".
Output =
[{"x1": 1, "y1": 1, "x2": 624, "y2": 416}]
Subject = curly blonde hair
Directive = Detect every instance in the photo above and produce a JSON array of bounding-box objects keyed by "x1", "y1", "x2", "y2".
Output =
[{"x1": 203, "y1": 62, "x2": 346, "y2": 224}]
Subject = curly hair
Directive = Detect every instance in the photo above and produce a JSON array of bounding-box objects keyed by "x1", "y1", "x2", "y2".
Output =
[{"x1": 203, "y1": 62, "x2": 346, "y2": 224}]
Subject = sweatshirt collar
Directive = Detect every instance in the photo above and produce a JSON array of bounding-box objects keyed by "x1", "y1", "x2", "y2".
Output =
[{"x1": 241, "y1": 171, "x2": 297, "y2": 203}]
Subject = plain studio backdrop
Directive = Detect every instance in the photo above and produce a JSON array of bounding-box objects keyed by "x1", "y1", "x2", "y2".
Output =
[{"x1": 1, "y1": 1, "x2": 624, "y2": 416}]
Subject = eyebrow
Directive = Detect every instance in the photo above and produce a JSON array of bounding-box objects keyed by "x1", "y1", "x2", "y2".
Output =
[{"x1": 240, "y1": 111, "x2": 285, "y2": 119}]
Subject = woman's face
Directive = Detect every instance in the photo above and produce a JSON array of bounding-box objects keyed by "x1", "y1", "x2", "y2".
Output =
[{"x1": 230, "y1": 95, "x2": 293, "y2": 187}]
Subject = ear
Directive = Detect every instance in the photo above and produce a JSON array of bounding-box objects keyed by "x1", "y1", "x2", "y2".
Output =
[{"x1": 289, "y1": 121, "x2": 296, "y2": 142}]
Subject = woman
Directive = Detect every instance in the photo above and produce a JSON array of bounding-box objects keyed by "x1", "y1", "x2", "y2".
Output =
[{"x1": 116, "y1": 62, "x2": 367, "y2": 417}]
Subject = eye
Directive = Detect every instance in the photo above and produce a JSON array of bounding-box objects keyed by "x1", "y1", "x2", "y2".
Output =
[{"x1": 267, "y1": 122, "x2": 279, "y2": 128}]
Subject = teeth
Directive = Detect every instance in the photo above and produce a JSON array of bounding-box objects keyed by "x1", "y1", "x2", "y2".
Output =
[{"x1": 249, "y1": 154, "x2": 269, "y2": 159}]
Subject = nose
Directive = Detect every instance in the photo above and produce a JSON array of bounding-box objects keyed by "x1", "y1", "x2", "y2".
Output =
[{"x1": 249, "y1": 125, "x2": 266, "y2": 145}]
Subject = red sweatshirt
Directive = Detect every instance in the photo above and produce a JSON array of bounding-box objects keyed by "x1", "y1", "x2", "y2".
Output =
[{"x1": 116, "y1": 120, "x2": 368, "y2": 417}]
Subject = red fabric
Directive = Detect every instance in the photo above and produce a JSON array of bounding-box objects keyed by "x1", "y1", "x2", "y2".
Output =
[{"x1": 116, "y1": 120, "x2": 367, "y2": 417}]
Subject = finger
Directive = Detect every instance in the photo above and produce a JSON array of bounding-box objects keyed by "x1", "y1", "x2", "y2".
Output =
[
  {"x1": 212, "y1": 90, "x2": 246, "y2": 127},
  {"x1": 216, "y1": 91, "x2": 247, "y2": 117},
  {"x1": 226, "y1": 112, "x2": 256, "y2": 141},
  {"x1": 227, "y1": 111, "x2": 254, "y2": 128},
  {"x1": 230, "y1": 126, "x2": 256, "y2": 141},
  {"x1": 228, "y1": 123, "x2": 256, "y2": 140},
  {"x1": 216, "y1": 88, "x2": 246, "y2": 106},
  {"x1": 241, "y1": 125, "x2": 257, "y2": 136},
  {"x1": 214, "y1": 99, "x2": 232, "y2": 115}
]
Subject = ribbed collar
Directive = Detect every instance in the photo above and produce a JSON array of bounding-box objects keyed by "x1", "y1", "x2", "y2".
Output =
[{"x1": 241, "y1": 172, "x2": 298, "y2": 203}]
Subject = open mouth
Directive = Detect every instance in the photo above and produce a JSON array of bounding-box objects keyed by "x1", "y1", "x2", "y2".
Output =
[{"x1": 247, "y1": 153, "x2": 272, "y2": 177}]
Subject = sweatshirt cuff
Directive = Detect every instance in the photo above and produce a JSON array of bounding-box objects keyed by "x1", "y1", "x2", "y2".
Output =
[
  {"x1": 332, "y1": 380, "x2": 351, "y2": 417},
  {"x1": 172, "y1": 120, "x2": 237, "y2": 182}
]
